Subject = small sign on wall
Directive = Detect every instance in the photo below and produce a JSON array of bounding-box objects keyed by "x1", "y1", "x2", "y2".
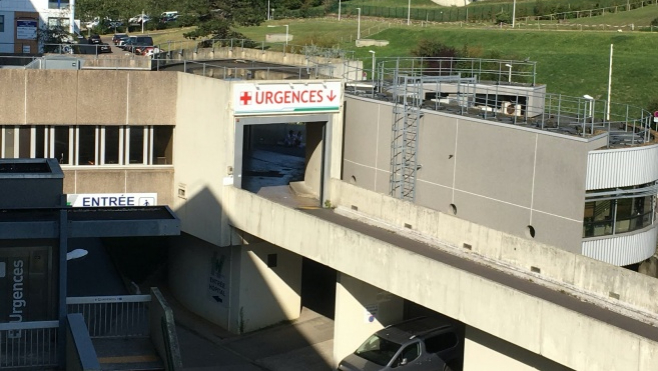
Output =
[
  {"x1": 16, "y1": 20, "x2": 37, "y2": 40},
  {"x1": 364, "y1": 304, "x2": 379, "y2": 323},
  {"x1": 208, "y1": 251, "x2": 229, "y2": 307},
  {"x1": 67, "y1": 193, "x2": 157, "y2": 207}
]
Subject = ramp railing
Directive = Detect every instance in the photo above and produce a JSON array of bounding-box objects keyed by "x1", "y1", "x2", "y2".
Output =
[
  {"x1": 0, "y1": 320, "x2": 59, "y2": 369},
  {"x1": 66, "y1": 295, "x2": 151, "y2": 338}
]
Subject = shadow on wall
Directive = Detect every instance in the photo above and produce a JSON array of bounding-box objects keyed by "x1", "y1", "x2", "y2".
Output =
[{"x1": 166, "y1": 185, "x2": 334, "y2": 369}]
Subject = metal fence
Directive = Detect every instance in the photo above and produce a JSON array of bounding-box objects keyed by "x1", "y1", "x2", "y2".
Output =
[
  {"x1": 0, "y1": 321, "x2": 59, "y2": 369},
  {"x1": 66, "y1": 295, "x2": 151, "y2": 338},
  {"x1": 346, "y1": 57, "x2": 651, "y2": 148}
]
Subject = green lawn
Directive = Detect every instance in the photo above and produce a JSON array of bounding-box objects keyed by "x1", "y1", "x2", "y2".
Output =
[{"x1": 145, "y1": 18, "x2": 657, "y2": 108}]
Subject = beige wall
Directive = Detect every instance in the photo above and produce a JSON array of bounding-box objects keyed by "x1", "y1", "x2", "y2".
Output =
[
  {"x1": 168, "y1": 233, "x2": 233, "y2": 329},
  {"x1": 172, "y1": 72, "x2": 235, "y2": 247},
  {"x1": 333, "y1": 273, "x2": 404, "y2": 367},
  {"x1": 236, "y1": 241, "x2": 302, "y2": 333},
  {"x1": 63, "y1": 168, "x2": 174, "y2": 206},
  {"x1": 343, "y1": 96, "x2": 593, "y2": 253},
  {"x1": 0, "y1": 69, "x2": 177, "y2": 126}
]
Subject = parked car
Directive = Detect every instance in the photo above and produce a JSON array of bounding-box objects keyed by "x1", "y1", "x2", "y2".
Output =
[
  {"x1": 98, "y1": 43, "x2": 112, "y2": 54},
  {"x1": 121, "y1": 36, "x2": 138, "y2": 52},
  {"x1": 160, "y1": 11, "x2": 178, "y2": 23},
  {"x1": 127, "y1": 36, "x2": 154, "y2": 54},
  {"x1": 88, "y1": 34, "x2": 102, "y2": 44},
  {"x1": 129, "y1": 14, "x2": 151, "y2": 24},
  {"x1": 140, "y1": 46, "x2": 160, "y2": 57},
  {"x1": 112, "y1": 33, "x2": 128, "y2": 45},
  {"x1": 337, "y1": 317, "x2": 461, "y2": 371}
]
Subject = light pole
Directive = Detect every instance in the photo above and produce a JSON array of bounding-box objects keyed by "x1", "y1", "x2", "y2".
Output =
[
  {"x1": 505, "y1": 63, "x2": 512, "y2": 83},
  {"x1": 407, "y1": 0, "x2": 411, "y2": 25},
  {"x1": 606, "y1": 44, "x2": 613, "y2": 121},
  {"x1": 267, "y1": 0, "x2": 271, "y2": 20},
  {"x1": 357, "y1": 8, "x2": 361, "y2": 40},
  {"x1": 584, "y1": 94, "x2": 594, "y2": 125},
  {"x1": 267, "y1": 24, "x2": 289, "y2": 47},
  {"x1": 338, "y1": 0, "x2": 342, "y2": 21},
  {"x1": 512, "y1": 0, "x2": 516, "y2": 28},
  {"x1": 369, "y1": 50, "x2": 376, "y2": 81}
]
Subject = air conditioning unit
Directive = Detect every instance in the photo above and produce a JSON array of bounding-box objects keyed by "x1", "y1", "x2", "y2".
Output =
[{"x1": 500, "y1": 102, "x2": 522, "y2": 117}]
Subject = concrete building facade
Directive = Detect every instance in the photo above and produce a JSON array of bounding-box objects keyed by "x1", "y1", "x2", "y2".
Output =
[{"x1": 1, "y1": 51, "x2": 657, "y2": 370}]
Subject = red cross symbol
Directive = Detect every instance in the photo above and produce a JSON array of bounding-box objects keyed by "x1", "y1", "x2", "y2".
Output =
[{"x1": 239, "y1": 91, "x2": 252, "y2": 105}]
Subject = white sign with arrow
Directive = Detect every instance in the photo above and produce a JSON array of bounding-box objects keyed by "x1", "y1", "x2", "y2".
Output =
[{"x1": 233, "y1": 81, "x2": 342, "y2": 116}]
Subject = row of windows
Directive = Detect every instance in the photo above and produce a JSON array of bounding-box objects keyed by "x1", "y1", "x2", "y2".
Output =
[
  {"x1": 583, "y1": 196, "x2": 655, "y2": 238},
  {"x1": 0, "y1": 125, "x2": 173, "y2": 166}
]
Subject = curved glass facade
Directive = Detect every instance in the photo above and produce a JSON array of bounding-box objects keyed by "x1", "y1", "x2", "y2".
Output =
[{"x1": 583, "y1": 183, "x2": 656, "y2": 238}]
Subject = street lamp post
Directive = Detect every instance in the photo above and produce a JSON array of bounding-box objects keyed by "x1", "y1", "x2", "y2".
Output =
[
  {"x1": 584, "y1": 94, "x2": 595, "y2": 126},
  {"x1": 369, "y1": 50, "x2": 376, "y2": 81},
  {"x1": 512, "y1": 0, "x2": 516, "y2": 28},
  {"x1": 338, "y1": 0, "x2": 342, "y2": 21},
  {"x1": 407, "y1": 0, "x2": 411, "y2": 25},
  {"x1": 505, "y1": 63, "x2": 512, "y2": 83},
  {"x1": 357, "y1": 8, "x2": 361, "y2": 40},
  {"x1": 267, "y1": 0, "x2": 271, "y2": 20},
  {"x1": 606, "y1": 44, "x2": 614, "y2": 121}
]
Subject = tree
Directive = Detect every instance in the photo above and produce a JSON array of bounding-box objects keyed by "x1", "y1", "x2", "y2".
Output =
[{"x1": 180, "y1": 0, "x2": 266, "y2": 40}]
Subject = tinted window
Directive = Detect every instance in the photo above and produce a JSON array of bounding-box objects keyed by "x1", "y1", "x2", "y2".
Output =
[
  {"x1": 396, "y1": 343, "x2": 420, "y2": 366},
  {"x1": 425, "y1": 332, "x2": 458, "y2": 353}
]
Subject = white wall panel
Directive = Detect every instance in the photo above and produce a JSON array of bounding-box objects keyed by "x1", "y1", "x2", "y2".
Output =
[
  {"x1": 582, "y1": 224, "x2": 658, "y2": 266},
  {"x1": 586, "y1": 144, "x2": 658, "y2": 190}
]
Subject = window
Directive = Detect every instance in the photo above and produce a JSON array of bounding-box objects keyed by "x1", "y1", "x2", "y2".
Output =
[
  {"x1": 0, "y1": 15, "x2": 4, "y2": 33},
  {"x1": 54, "y1": 126, "x2": 70, "y2": 164},
  {"x1": 583, "y1": 184, "x2": 656, "y2": 238},
  {"x1": 77, "y1": 126, "x2": 96, "y2": 165},
  {"x1": 128, "y1": 126, "x2": 145, "y2": 164},
  {"x1": 425, "y1": 332, "x2": 458, "y2": 353},
  {"x1": 0, "y1": 125, "x2": 172, "y2": 167},
  {"x1": 152, "y1": 126, "x2": 173, "y2": 164},
  {"x1": 19, "y1": 127, "x2": 30, "y2": 158},
  {"x1": 4, "y1": 127, "x2": 15, "y2": 158},
  {"x1": 396, "y1": 343, "x2": 420, "y2": 366},
  {"x1": 48, "y1": 0, "x2": 70, "y2": 9},
  {"x1": 35, "y1": 127, "x2": 45, "y2": 158},
  {"x1": 104, "y1": 126, "x2": 120, "y2": 164}
]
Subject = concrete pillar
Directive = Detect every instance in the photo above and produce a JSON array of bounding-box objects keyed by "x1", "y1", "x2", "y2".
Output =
[
  {"x1": 231, "y1": 239, "x2": 302, "y2": 333},
  {"x1": 333, "y1": 272, "x2": 404, "y2": 368},
  {"x1": 464, "y1": 326, "x2": 573, "y2": 371},
  {"x1": 169, "y1": 232, "x2": 302, "y2": 334},
  {"x1": 638, "y1": 253, "x2": 658, "y2": 278},
  {"x1": 304, "y1": 121, "x2": 324, "y2": 197}
]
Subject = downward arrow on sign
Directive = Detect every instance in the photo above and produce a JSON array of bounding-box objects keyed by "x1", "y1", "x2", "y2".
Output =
[{"x1": 327, "y1": 91, "x2": 337, "y2": 102}]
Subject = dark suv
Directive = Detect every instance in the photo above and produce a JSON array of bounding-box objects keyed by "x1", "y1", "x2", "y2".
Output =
[
  {"x1": 88, "y1": 34, "x2": 102, "y2": 44},
  {"x1": 337, "y1": 317, "x2": 461, "y2": 371}
]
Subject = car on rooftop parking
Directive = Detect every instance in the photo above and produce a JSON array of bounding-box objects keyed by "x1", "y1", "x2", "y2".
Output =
[{"x1": 337, "y1": 317, "x2": 461, "y2": 371}]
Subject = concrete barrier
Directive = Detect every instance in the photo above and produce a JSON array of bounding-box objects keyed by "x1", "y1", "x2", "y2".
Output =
[{"x1": 330, "y1": 179, "x2": 658, "y2": 316}]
